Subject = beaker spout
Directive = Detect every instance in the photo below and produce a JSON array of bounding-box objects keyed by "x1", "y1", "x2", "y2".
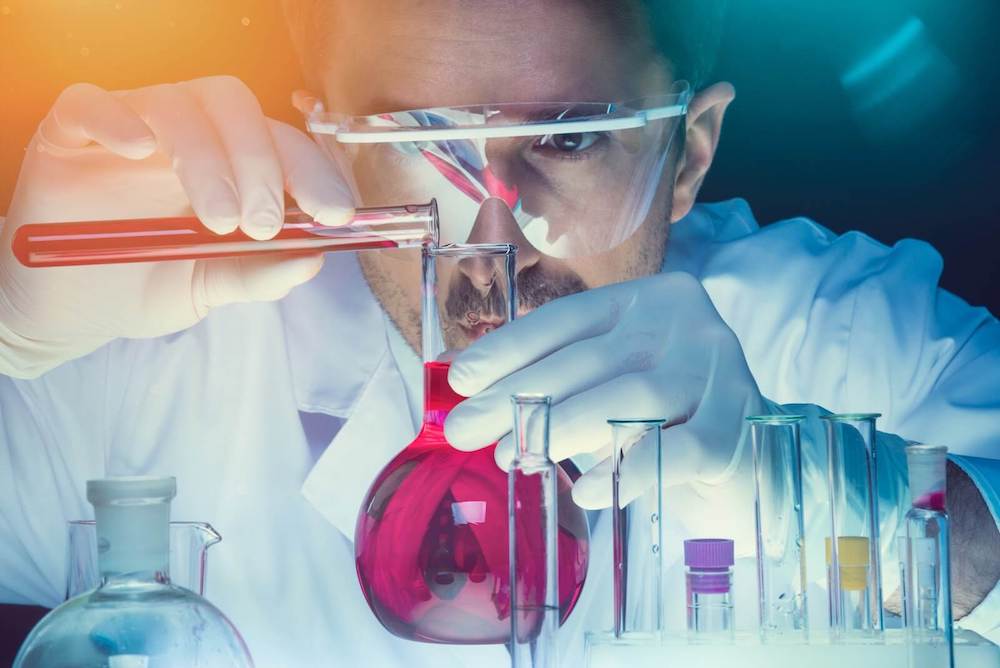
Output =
[{"x1": 194, "y1": 522, "x2": 223, "y2": 551}]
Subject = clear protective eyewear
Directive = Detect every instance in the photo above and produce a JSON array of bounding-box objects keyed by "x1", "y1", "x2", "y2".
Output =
[{"x1": 307, "y1": 81, "x2": 691, "y2": 259}]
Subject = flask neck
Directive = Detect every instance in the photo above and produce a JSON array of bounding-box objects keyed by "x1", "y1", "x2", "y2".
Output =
[
  {"x1": 94, "y1": 501, "x2": 171, "y2": 582},
  {"x1": 423, "y1": 360, "x2": 464, "y2": 427}
]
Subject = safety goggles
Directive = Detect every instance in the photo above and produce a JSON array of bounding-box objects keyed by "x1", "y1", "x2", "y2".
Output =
[{"x1": 307, "y1": 81, "x2": 691, "y2": 259}]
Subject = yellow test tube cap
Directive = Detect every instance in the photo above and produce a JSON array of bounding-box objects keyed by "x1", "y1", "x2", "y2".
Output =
[{"x1": 825, "y1": 536, "x2": 870, "y2": 591}]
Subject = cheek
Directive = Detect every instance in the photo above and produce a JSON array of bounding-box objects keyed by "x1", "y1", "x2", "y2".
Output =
[
  {"x1": 563, "y1": 219, "x2": 669, "y2": 287},
  {"x1": 358, "y1": 250, "x2": 424, "y2": 333}
]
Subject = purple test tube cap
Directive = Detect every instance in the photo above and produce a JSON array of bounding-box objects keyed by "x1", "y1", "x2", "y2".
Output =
[
  {"x1": 684, "y1": 538, "x2": 735, "y2": 569},
  {"x1": 684, "y1": 539, "x2": 734, "y2": 595}
]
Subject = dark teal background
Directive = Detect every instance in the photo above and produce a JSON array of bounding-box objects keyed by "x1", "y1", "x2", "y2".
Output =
[{"x1": 701, "y1": 0, "x2": 999, "y2": 313}]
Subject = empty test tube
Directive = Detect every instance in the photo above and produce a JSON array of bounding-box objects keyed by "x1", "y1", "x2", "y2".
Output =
[
  {"x1": 609, "y1": 419, "x2": 666, "y2": 640},
  {"x1": 684, "y1": 538, "x2": 735, "y2": 642},
  {"x1": 509, "y1": 394, "x2": 559, "y2": 668},
  {"x1": 823, "y1": 413, "x2": 884, "y2": 636},
  {"x1": 748, "y1": 415, "x2": 809, "y2": 642}
]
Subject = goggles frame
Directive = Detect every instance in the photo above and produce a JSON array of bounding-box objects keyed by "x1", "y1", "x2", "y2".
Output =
[{"x1": 306, "y1": 82, "x2": 692, "y2": 144}]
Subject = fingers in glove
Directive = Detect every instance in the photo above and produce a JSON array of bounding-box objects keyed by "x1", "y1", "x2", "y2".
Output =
[
  {"x1": 444, "y1": 334, "x2": 632, "y2": 451},
  {"x1": 188, "y1": 76, "x2": 285, "y2": 241},
  {"x1": 39, "y1": 83, "x2": 156, "y2": 159},
  {"x1": 268, "y1": 119, "x2": 354, "y2": 227},
  {"x1": 192, "y1": 252, "x2": 325, "y2": 316},
  {"x1": 571, "y1": 432, "x2": 663, "y2": 510},
  {"x1": 448, "y1": 283, "x2": 628, "y2": 396},
  {"x1": 495, "y1": 371, "x2": 694, "y2": 474},
  {"x1": 122, "y1": 83, "x2": 242, "y2": 235}
]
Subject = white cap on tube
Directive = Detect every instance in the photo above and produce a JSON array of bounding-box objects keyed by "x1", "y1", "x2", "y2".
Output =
[{"x1": 87, "y1": 477, "x2": 176, "y2": 577}]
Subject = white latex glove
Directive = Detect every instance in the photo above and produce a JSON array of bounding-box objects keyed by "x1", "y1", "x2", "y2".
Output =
[
  {"x1": 0, "y1": 77, "x2": 352, "y2": 378},
  {"x1": 444, "y1": 271, "x2": 768, "y2": 512}
]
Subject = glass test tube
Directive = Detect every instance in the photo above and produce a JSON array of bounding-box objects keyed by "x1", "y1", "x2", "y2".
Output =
[
  {"x1": 748, "y1": 415, "x2": 809, "y2": 642},
  {"x1": 609, "y1": 419, "x2": 666, "y2": 640},
  {"x1": 684, "y1": 538, "x2": 735, "y2": 642},
  {"x1": 900, "y1": 445, "x2": 954, "y2": 668},
  {"x1": 509, "y1": 394, "x2": 559, "y2": 668},
  {"x1": 12, "y1": 200, "x2": 438, "y2": 267},
  {"x1": 822, "y1": 413, "x2": 884, "y2": 636}
]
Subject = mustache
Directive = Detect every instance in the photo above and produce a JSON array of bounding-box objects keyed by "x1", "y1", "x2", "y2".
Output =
[{"x1": 444, "y1": 262, "x2": 589, "y2": 325}]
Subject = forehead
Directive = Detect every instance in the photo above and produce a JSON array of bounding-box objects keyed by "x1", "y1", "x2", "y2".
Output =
[{"x1": 321, "y1": 0, "x2": 660, "y2": 114}]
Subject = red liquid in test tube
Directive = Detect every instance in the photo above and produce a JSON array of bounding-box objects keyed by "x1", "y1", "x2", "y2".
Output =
[{"x1": 12, "y1": 201, "x2": 438, "y2": 267}]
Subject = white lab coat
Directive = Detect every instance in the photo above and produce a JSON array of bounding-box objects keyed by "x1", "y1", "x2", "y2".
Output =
[{"x1": 1, "y1": 199, "x2": 998, "y2": 666}]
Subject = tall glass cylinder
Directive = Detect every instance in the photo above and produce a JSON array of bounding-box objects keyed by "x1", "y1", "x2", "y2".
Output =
[
  {"x1": 748, "y1": 415, "x2": 809, "y2": 642},
  {"x1": 354, "y1": 244, "x2": 590, "y2": 644},
  {"x1": 822, "y1": 412, "x2": 884, "y2": 636},
  {"x1": 509, "y1": 394, "x2": 558, "y2": 668},
  {"x1": 900, "y1": 445, "x2": 954, "y2": 668},
  {"x1": 609, "y1": 419, "x2": 666, "y2": 640}
]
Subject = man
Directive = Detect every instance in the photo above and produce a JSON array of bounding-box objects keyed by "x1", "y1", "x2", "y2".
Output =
[{"x1": 1, "y1": 1, "x2": 998, "y2": 665}]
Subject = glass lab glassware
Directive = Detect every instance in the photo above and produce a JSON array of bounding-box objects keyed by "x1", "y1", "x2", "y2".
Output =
[
  {"x1": 609, "y1": 418, "x2": 666, "y2": 640},
  {"x1": 12, "y1": 201, "x2": 437, "y2": 267},
  {"x1": 354, "y1": 244, "x2": 589, "y2": 645},
  {"x1": 14, "y1": 477, "x2": 253, "y2": 668},
  {"x1": 822, "y1": 413, "x2": 884, "y2": 637},
  {"x1": 67, "y1": 520, "x2": 221, "y2": 599},
  {"x1": 899, "y1": 445, "x2": 954, "y2": 668},
  {"x1": 824, "y1": 536, "x2": 873, "y2": 636},
  {"x1": 748, "y1": 414, "x2": 809, "y2": 642},
  {"x1": 684, "y1": 538, "x2": 735, "y2": 642},
  {"x1": 508, "y1": 394, "x2": 559, "y2": 668}
]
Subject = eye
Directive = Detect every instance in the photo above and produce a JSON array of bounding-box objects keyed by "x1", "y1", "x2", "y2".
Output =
[
  {"x1": 389, "y1": 141, "x2": 423, "y2": 157},
  {"x1": 534, "y1": 131, "x2": 603, "y2": 154}
]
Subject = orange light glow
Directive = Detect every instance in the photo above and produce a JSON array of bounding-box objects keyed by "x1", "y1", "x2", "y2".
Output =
[{"x1": 0, "y1": 0, "x2": 305, "y2": 213}]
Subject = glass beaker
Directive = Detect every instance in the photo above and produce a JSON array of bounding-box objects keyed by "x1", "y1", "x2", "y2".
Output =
[
  {"x1": 354, "y1": 244, "x2": 590, "y2": 645},
  {"x1": 748, "y1": 414, "x2": 809, "y2": 642},
  {"x1": 822, "y1": 413, "x2": 884, "y2": 636},
  {"x1": 67, "y1": 520, "x2": 221, "y2": 599},
  {"x1": 609, "y1": 419, "x2": 666, "y2": 641},
  {"x1": 15, "y1": 477, "x2": 253, "y2": 668}
]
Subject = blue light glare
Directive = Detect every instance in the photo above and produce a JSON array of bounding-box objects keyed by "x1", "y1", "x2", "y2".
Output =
[{"x1": 841, "y1": 17, "x2": 925, "y2": 88}]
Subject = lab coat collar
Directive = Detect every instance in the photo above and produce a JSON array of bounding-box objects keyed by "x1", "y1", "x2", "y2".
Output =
[
  {"x1": 279, "y1": 251, "x2": 386, "y2": 417},
  {"x1": 285, "y1": 252, "x2": 419, "y2": 538}
]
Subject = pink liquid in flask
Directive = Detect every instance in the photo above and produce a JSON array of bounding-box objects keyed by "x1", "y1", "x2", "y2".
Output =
[{"x1": 354, "y1": 361, "x2": 589, "y2": 644}]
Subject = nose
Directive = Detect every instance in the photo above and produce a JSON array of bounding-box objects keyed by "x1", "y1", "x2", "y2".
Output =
[{"x1": 461, "y1": 197, "x2": 541, "y2": 288}]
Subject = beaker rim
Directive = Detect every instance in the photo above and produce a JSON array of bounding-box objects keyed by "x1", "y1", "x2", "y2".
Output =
[
  {"x1": 745, "y1": 414, "x2": 805, "y2": 423},
  {"x1": 606, "y1": 418, "x2": 667, "y2": 425},
  {"x1": 428, "y1": 242, "x2": 516, "y2": 257},
  {"x1": 510, "y1": 393, "x2": 551, "y2": 404},
  {"x1": 819, "y1": 412, "x2": 882, "y2": 421}
]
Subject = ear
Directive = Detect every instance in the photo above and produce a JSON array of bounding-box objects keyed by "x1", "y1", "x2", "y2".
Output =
[{"x1": 670, "y1": 82, "x2": 735, "y2": 222}]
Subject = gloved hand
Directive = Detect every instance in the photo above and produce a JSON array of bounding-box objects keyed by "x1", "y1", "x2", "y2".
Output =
[
  {"x1": 444, "y1": 271, "x2": 768, "y2": 512},
  {"x1": 0, "y1": 77, "x2": 352, "y2": 378}
]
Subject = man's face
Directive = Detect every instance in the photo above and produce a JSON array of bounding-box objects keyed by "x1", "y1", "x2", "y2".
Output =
[{"x1": 318, "y1": 0, "x2": 677, "y2": 353}]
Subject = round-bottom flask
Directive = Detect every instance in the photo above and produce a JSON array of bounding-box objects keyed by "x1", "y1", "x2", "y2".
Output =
[
  {"x1": 354, "y1": 244, "x2": 590, "y2": 644},
  {"x1": 15, "y1": 477, "x2": 253, "y2": 668}
]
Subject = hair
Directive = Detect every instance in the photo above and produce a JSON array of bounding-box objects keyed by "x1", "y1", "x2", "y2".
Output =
[{"x1": 281, "y1": 0, "x2": 728, "y2": 93}]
